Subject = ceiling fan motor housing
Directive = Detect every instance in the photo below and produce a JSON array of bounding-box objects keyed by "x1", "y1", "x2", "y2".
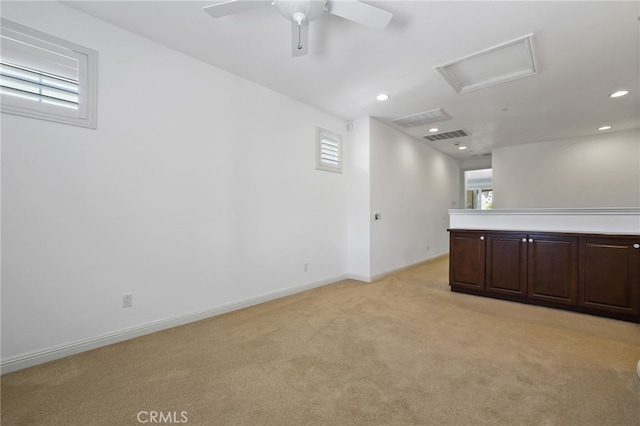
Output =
[{"x1": 276, "y1": 0, "x2": 327, "y2": 23}]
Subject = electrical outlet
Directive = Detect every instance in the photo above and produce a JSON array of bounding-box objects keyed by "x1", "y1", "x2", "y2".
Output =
[
  {"x1": 122, "y1": 293, "x2": 133, "y2": 308},
  {"x1": 304, "y1": 262, "x2": 309, "y2": 272}
]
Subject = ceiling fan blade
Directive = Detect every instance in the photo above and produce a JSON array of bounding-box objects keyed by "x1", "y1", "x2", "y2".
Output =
[
  {"x1": 203, "y1": 0, "x2": 267, "y2": 18},
  {"x1": 291, "y1": 21, "x2": 309, "y2": 57},
  {"x1": 326, "y1": 0, "x2": 392, "y2": 30}
]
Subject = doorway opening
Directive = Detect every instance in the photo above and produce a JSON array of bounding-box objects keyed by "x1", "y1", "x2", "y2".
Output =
[{"x1": 465, "y1": 169, "x2": 493, "y2": 210}]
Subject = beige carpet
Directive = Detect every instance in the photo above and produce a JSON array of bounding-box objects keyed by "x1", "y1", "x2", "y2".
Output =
[{"x1": 2, "y1": 256, "x2": 639, "y2": 425}]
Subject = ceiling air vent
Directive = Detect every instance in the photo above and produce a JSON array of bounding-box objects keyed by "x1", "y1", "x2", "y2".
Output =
[
  {"x1": 392, "y1": 108, "x2": 451, "y2": 128},
  {"x1": 423, "y1": 129, "x2": 469, "y2": 142}
]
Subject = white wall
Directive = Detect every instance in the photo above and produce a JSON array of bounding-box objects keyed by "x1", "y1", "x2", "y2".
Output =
[
  {"x1": 345, "y1": 117, "x2": 371, "y2": 281},
  {"x1": 492, "y1": 129, "x2": 640, "y2": 208},
  {"x1": 459, "y1": 156, "x2": 492, "y2": 172},
  {"x1": 369, "y1": 119, "x2": 459, "y2": 278},
  {"x1": 1, "y1": 2, "x2": 348, "y2": 367}
]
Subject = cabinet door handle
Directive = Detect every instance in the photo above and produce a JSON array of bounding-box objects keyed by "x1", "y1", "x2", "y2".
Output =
[
  {"x1": 634, "y1": 244, "x2": 640, "y2": 249},
  {"x1": 480, "y1": 236, "x2": 485, "y2": 240},
  {"x1": 529, "y1": 238, "x2": 534, "y2": 243},
  {"x1": 522, "y1": 238, "x2": 527, "y2": 242}
]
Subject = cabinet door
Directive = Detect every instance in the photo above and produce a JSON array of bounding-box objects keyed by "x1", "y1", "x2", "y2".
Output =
[
  {"x1": 527, "y1": 234, "x2": 578, "y2": 305},
  {"x1": 485, "y1": 232, "x2": 527, "y2": 297},
  {"x1": 449, "y1": 231, "x2": 485, "y2": 290},
  {"x1": 579, "y1": 237, "x2": 640, "y2": 316}
]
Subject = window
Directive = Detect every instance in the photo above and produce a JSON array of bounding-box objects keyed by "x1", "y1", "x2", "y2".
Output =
[
  {"x1": 316, "y1": 127, "x2": 342, "y2": 173},
  {"x1": 0, "y1": 19, "x2": 97, "y2": 128}
]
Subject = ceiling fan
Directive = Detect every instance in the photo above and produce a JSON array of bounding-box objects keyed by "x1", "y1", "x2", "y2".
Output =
[{"x1": 203, "y1": 0, "x2": 393, "y2": 57}]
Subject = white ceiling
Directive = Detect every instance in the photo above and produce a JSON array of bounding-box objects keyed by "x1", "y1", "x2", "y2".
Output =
[{"x1": 65, "y1": 0, "x2": 639, "y2": 160}]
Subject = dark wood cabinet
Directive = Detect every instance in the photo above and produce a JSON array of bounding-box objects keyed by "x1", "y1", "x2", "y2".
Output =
[
  {"x1": 485, "y1": 232, "x2": 528, "y2": 297},
  {"x1": 579, "y1": 236, "x2": 640, "y2": 316},
  {"x1": 449, "y1": 230, "x2": 485, "y2": 290},
  {"x1": 449, "y1": 229, "x2": 640, "y2": 322},
  {"x1": 527, "y1": 233, "x2": 578, "y2": 306}
]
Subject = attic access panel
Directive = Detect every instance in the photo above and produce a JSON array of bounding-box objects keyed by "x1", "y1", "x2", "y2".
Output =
[{"x1": 436, "y1": 34, "x2": 538, "y2": 94}]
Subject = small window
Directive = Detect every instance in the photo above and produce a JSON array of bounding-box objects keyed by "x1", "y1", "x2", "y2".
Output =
[
  {"x1": 316, "y1": 127, "x2": 342, "y2": 173},
  {"x1": 0, "y1": 19, "x2": 97, "y2": 128}
]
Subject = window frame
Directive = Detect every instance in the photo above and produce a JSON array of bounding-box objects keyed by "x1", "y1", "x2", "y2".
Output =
[
  {"x1": 0, "y1": 18, "x2": 98, "y2": 129},
  {"x1": 316, "y1": 127, "x2": 342, "y2": 173}
]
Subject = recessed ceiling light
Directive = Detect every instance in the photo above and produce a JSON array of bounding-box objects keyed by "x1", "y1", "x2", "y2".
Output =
[
  {"x1": 376, "y1": 94, "x2": 389, "y2": 101},
  {"x1": 429, "y1": 128, "x2": 439, "y2": 132},
  {"x1": 609, "y1": 90, "x2": 629, "y2": 98},
  {"x1": 598, "y1": 125, "x2": 611, "y2": 131},
  {"x1": 458, "y1": 146, "x2": 467, "y2": 150}
]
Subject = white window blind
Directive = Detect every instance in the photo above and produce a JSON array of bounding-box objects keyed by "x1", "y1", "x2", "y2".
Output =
[
  {"x1": 0, "y1": 62, "x2": 79, "y2": 109},
  {"x1": 316, "y1": 127, "x2": 342, "y2": 173},
  {"x1": 0, "y1": 19, "x2": 97, "y2": 128}
]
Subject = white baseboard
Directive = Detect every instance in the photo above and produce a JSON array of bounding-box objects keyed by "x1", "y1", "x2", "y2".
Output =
[
  {"x1": 1, "y1": 274, "x2": 346, "y2": 375},
  {"x1": 346, "y1": 274, "x2": 372, "y2": 283},
  {"x1": 370, "y1": 253, "x2": 448, "y2": 282},
  {"x1": 343, "y1": 254, "x2": 450, "y2": 284}
]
